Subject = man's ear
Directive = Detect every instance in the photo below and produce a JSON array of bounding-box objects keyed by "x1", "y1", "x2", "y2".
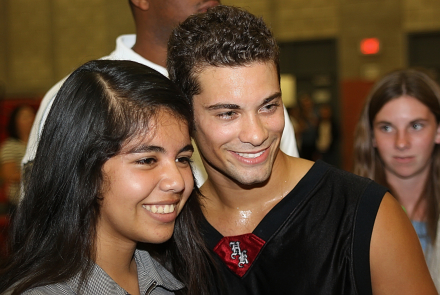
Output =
[{"x1": 130, "y1": 0, "x2": 149, "y2": 11}]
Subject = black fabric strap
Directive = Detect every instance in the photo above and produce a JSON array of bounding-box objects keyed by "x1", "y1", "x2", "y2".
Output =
[{"x1": 353, "y1": 181, "x2": 387, "y2": 295}]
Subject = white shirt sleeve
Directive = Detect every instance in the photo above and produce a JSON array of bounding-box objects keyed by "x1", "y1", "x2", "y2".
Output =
[{"x1": 280, "y1": 105, "x2": 299, "y2": 157}]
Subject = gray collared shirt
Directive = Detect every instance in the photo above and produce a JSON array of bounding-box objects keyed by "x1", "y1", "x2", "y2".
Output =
[{"x1": 15, "y1": 249, "x2": 184, "y2": 295}]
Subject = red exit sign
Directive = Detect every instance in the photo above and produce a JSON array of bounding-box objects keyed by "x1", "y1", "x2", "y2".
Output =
[{"x1": 360, "y1": 38, "x2": 380, "y2": 55}]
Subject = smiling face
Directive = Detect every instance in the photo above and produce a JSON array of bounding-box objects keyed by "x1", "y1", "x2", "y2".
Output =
[
  {"x1": 97, "y1": 111, "x2": 194, "y2": 245},
  {"x1": 373, "y1": 95, "x2": 440, "y2": 180},
  {"x1": 192, "y1": 62, "x2": 284, "y2": 185}
]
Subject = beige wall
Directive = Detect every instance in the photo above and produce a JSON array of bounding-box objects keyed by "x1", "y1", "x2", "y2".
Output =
[
  {"x1": 223, "y1": 0, "x2": 440, "y2": 80},
  {"x1": 2, "y1": 0, "x2": 440, "y2": 96},
  {"x1": 404, "y1": 0, "x2": 440, "y2": 32},
  {"x1": 1, "y1": 0, "x2": 134, "y2": 96}
]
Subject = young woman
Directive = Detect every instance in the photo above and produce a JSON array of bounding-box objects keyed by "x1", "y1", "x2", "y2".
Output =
[
  {"x1": 0, "y1": 60, "x2": 218, "y2": 295},
  {"x1": 353, "y1": 68, "x2": 440, "y2": 289}
]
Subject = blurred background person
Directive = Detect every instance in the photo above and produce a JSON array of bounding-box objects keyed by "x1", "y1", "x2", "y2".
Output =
[
  {"x1": 0, "y1": 105, "x2": 35, "y2": 214},
  {"x1": 297, "y1": 92, "x2": 318, "y2": 161},
  {"x1": 288, "y1": 105, "x2": 305, "y2": 155},
  {"x1": 315, "y1": 103, "x2": 339, "y2": 165},
  {"x1": 353, "y1": 69, "x2": 440, "y2": 289}
]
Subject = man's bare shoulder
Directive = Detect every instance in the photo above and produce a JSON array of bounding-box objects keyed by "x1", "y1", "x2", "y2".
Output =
[{"x1": 370, "y1": 193, "x2": 437, "y2": 294}]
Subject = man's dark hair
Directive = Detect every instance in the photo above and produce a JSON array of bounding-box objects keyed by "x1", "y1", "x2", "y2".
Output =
[{"x1": 167, "y1": 5, "x2": 280, "y2": 104}]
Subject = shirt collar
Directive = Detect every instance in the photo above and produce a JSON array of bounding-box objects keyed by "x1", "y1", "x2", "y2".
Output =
[{"x1": 66, "y1": 249, "x2": 184, "y2": 294}]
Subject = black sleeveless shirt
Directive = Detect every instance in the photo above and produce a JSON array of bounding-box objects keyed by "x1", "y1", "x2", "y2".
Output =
[{"x1": 201, "y1": 160, "x2": 386, "y2": 295}]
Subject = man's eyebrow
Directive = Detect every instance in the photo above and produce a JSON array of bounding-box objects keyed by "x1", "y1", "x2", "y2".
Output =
[
  {"x1": 206, "y1": 103, "x2": 240, "y2": 110},
  {"x1": 206, "y1": 92, "x2": 282, "y2": 111},
  {"x1": 259, "y1": 92, "x2": 282, "y2": 107}
]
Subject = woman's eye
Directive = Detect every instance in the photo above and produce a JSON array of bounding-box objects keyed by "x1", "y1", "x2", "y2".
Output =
[
  {"x1": 136, "y1": 158, "x2": 156, "y2": 165},
  {"x1": 176, "y1": 157, "x2": 192, "y2": 165},
  {"x1": 380, "y1": 125, "x2": 392, "y2": 132},
  {"x1": 412, "y1": 123, "x2": 423, "y2": 130}
]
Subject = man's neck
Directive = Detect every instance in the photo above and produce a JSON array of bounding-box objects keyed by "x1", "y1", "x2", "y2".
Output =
[
  {"x1": 131, "y1": 29, "x2": 168, "y2": 67},
  {"x1": 200, "y1": 154, "x2": 312, "y2": 236}
]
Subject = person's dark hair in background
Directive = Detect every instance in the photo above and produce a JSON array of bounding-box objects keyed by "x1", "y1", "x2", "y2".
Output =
[{"x1": 6, "y1": 105, "x2": 32, "y2": 140}]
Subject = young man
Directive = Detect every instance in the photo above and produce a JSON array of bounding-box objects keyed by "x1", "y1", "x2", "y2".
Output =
[
  {"x1": 167, "y1": 5, "x2": 437, "y2": 294},
  {"x1": 22, "y1": 0, "x2": 298, "y2": 187}
]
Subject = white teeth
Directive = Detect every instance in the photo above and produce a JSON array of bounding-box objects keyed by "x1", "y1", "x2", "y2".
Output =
[
  {"x1": 237, "y1": 151, "x2": 264, "y2": 158},
  {"x1": 143, "y1": 204, "x2": 176, "y2": 214}
]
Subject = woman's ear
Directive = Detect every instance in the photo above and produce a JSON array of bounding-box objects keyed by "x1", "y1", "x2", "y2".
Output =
[
  {"x1": 130, "y1": 0, "x2": 149, "y2": 11},
  {"x1": 372, "y1": 136, "x2": 377, "y2": 148}
]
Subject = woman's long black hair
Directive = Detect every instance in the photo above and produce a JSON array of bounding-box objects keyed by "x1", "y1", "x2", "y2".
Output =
[{"x1": 0, "y1": 60, "x2": 219, "y2": 295}]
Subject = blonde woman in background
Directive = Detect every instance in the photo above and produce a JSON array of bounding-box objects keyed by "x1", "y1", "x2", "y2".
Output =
[{"x1": 353, "y1": 69, "x2": 440, "y2": 289}]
